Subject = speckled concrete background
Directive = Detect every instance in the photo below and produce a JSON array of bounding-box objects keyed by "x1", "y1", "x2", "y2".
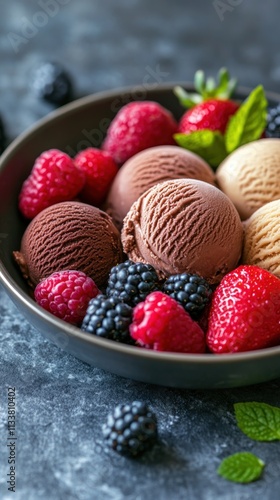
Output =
[{"x1": 1, "y1": 1, "x2": 280, "y2": 499}]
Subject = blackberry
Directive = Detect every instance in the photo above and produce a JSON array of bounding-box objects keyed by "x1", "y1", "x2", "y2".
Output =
[
  {"x1": 102, "y1": 401, "x2": 158, "y2": 457},
  {"x1": 162, "y1": 272, "x2": 212, "y2": 319},
  {"x1": 81, "y1": 294, "x2": 133, "y2": 344},
  {"x1": 0, "y1": 115, "x2": 6, "y2": 153},
  {"x1": 32, "y1": 62, "x2": 73, "y2": 106},
  {"x1": 266, "y1": 104, "x2": 280, "y2": 138},
  {"x1": 106, "y1": 260, "x2": 160, "y2": 306}
]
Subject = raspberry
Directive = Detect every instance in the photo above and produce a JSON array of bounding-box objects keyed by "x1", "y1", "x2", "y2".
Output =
[
  {"x1": 81, "y1": 295, "x2": 133, "y2": 344},
  {"x1": 74, "y1": 148, "x2": 118, "y2": 206},
  {"x1": 162, "y1": 273, "x2": 212, "y2": 319},
  {"x1": 206, "y1": 265, "x2": 280, "y2": 354},
  {"x1": 102, "y1": 101, "x2": 178, "y2": 165},
  {"x1": 32, "y1": 61, "x2": 73, "y2": 106},
  {"x1": 130, "y1": 291, "x2": 205, "y2": 353},
  {"x1": 102, "y1": 401, "x2": 158, "y2": 457},
  {"x1": 34, "y1": 270, "x2": 100, "y2": 326},
  {"x1": 19, "y1": 149, "x2": 85, "y2": 219},
  {"x1": 106, "y1": 260, "x2": 161, "y2": 306}
]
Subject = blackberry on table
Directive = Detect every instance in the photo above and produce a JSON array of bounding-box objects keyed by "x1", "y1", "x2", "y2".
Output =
[
  {"x1": 81, "y1": 295, "x2": 133, "y2": 344},
  {"x1": 102, "y1": 401, "x2": 158, "y2": 457},
  {"x1": 162, "y1": 272, "x2": 212, "y2": 319},
  {"x1": 32, "y1": 61, "x2": 73, "y2": 106},
  {"x1": 106, "y1": 260, "x2": 161, "y2": 306},
  {"x1": 266, "y1": 104, "x2": 280, "y2": 138}
]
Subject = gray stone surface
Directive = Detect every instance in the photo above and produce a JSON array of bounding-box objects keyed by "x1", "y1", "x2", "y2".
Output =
[{"x1": 1, "y1": 1, "x2": 280, "y2": 499}]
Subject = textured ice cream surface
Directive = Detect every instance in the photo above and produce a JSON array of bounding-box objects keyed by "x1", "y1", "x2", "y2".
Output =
[
  {"x1": 13, "y1": 201, "x2": 123, "y2": 289},
  {"x1": 216, "y1": 138, "x2": 280, "y2": 220},
  {"x1": 242, "y1": 199, "x2": 280, "y2": 277},
  {"x1": 105, "y1": 145, "x2": 216, "y2": 230},
  {"x1": 122, "y1": 179, "x2": 243, "y2": 284}
]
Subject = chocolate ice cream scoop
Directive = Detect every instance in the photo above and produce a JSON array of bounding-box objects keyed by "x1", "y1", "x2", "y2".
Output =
[
  {"x1": 13, "y1": 201, "x2": 123, "y2": 289},
  {"x1": 122, "y1": 179, "x2": 243, "y2": 284},
  {"x1": 105, "y1": 145, "x2": 216, "y2": 230}
]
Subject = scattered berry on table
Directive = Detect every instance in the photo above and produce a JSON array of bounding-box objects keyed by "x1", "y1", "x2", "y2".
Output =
[
  {"x1": 19, "y1": 149, "x2": 85, "y2": 219},
  {"x1": 206, "y1": 265, "x2": 280, "y2": 354},
  {"x1": 0, "y1": 115, "x2": 6, "y2": 153},
  {"x1": 102, "y1": 401, "x2": 158, "y2": 457},
  {"x1": 162, "y1": 272, "x2": 212, "y2": 320},
  {"x1": 266, "y1": 104, "x2": 280, "y2": 138},
  {"x1": 130, "y1": 291, "x2": 206, "y2": 353},
  {"x1": 102, "y1": 101, "x2": 178, "y2": 165},
  {"x1": 34, "y1": 270, "x2": 100, "y2": 326},
  {"x1": 32, "y1": 61, "x2": 73, "y2": 106},
  {"x1": 74, "y1": 147, "x2": 118, "y2": 206},
  {"x1": 106, "y1": 260, "x2": 161, "y2": 307},
  {"x1": 81, "y1": 295, "x2": 133, "y2": 344}
]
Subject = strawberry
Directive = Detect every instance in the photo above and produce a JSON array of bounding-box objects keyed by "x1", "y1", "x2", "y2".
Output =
[
  {"x1": 74, "y1": 148, "x2": 118, "y2": 206},
  {"x1": 206, "y1": 265, "x2": 280, "y2": 354},
  {"x1": 102, "y1": 101, "x2": 178, "y2": 165},
  {"x1": 19, "y1": 149, "x2": 85, "y2": 219},
  {"x1": 174, "y1": 68, "x2": 239, "y2": 135}
]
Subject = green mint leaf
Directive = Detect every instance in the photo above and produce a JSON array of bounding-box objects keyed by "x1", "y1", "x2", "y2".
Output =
[
  {"x1": 218, "y1": 452, "x2": 265, "y2": 484},
  {"x1": 225, "y1": 85, "x2": 267, "y2": 153},
  {"x1": 174, "y1": 130, "x2": 227, "y2": 168},
  {"x1": 234, "y1": 402, "x2": 280, "y2": 441}
]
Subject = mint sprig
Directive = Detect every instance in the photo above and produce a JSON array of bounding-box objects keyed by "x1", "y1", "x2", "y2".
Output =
[
  {"x1": 234, "y1": 402, "x2": 280, "y2": 441},
  {"x1": 174, "y1": 85, "x2": 268, "y2": 168},
  {"x1": 218, "y1": 452, "x2": 265, "y2": 484},
  {"x1": 174, "y1": 130, "x2": 227, "y2": 168}
]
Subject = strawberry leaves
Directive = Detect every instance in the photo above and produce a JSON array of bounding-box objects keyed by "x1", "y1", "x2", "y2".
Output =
[{"x1": 174, "y1": 85, "x2": 268, "y2": 168}]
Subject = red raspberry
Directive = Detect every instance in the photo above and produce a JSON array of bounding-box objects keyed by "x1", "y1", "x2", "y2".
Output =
[
  {"x1": 129, "y1": 291, "x2": 205, "y2": 353},
  {"x1": 74, "y1": 148, "x2": 118, "y2": 206},
  {"x1": 102, "y1": 101, "x2": 178, "y2": 165},
  {"x1": 34, "y1": 270, "x2": 100, "y2": 325},
  {"x1": 19, "y1": 149, "x2": 85, "y2": 219},
  {"x1": 206, "y1": 265, "x2": 280, "y2": 354}
]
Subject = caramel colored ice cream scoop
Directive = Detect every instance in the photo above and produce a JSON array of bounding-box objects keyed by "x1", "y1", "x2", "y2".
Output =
[
  {"x1": 13, "y1": 201, "x2": 123, "y2": 289},
  {"x1": 242, "y1": 199, "x2": 280, "y2": 277},
  {"x1": 216, "y1": 138, "x2": 280, "y2": 220},
  {"x1": 105, "y1": 145, "x2": 216, "y2": 230},
  {"x1": 122, "y1": 179, "x2": 243, "y2": 284}
]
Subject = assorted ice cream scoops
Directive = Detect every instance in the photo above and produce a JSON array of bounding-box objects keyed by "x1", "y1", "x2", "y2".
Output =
[{"x1": 13, "y1": 68, "x2": 280, "y2": 355}]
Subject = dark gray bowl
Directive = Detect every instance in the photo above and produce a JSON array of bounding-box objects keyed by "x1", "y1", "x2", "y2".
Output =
[{"x1": 1, "y1": 83, "x2": 280, "y2": 389}]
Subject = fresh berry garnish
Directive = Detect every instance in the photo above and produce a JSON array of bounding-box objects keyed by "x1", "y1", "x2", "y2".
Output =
[
  {"x1": 206, "y1": 265, "x2": 280, "y2": 354},
  {"x1": 0, "y1": 115, "x2": 6, "y2": 153},
  {"x1": 162, "y1": 273, "x2": 212, "y2": 319},
  {"x1": 19, "y1": 149, "x2": 85, "y2": 219},
  {"x1": 34, "y1": 270, "x2": 100, "y2": 326},
  {"x1": 106, "y1": 260, "x2": 161, "y2": 307},
  {"x1": 174, "y1": 68, "x2": 239, "y2": 135},
  {"x1": 32, "y1": 61, "x2": 73, "y2": 106},
  {"x1": 102, "y1": 101, "x2": 178, "y2": 165},
  {"x1": 102, "y1": 401, "x2": 158, "y2": 457},
  {"x1": 81, "y1": 295, "x2": 133, "y2": 344},
  {"x1": 74, "y1": 148, "x2": 118, "y2": 206},
  {"x1": 130, "y1": 291, "x2": 205, "y2": 353},
  {"x1": 266, "y1": 104, "x2": 280, "y2": 138}
]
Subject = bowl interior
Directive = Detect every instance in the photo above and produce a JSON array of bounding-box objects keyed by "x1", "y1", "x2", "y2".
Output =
[{"x1": 1, "y1": 84, "x2": 280, "y2": 389}]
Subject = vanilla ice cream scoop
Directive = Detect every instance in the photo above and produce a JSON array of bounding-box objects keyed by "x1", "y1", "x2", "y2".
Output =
[
  {"x1": 216, "y1": 138, "x2": 280, "y2": 220},
  {"x1": 242, "y1": 199, "x2": 280, "y2": 277},
  {"x1": 122, "y1": 179, "x2": 243, "y2": 284}
]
